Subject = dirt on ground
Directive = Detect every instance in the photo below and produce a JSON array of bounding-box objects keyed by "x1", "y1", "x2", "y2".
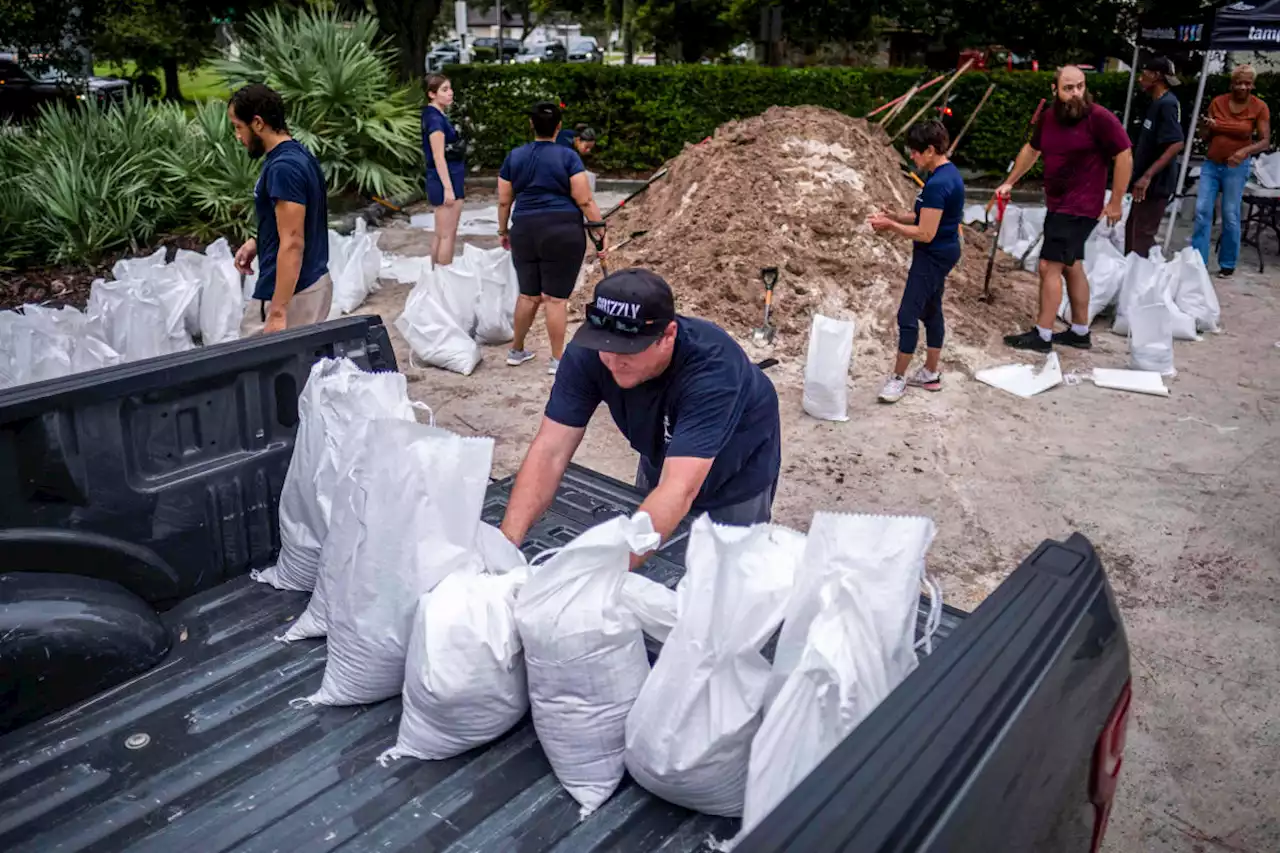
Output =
[{"x1": 571, "y1": 105, "x2": 1040, "y2": 366}]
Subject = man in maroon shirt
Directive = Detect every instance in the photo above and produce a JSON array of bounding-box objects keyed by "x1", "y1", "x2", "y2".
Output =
[{"x1": 997, "y1": 66, "x2": 1133, "y2": 352}]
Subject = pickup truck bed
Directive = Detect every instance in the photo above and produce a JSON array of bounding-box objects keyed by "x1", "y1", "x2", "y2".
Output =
[{"x1": 0, "y1": 317, "x2": 1130, "y2": 853}]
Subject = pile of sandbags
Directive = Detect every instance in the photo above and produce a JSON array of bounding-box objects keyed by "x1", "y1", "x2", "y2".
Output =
[
  {"x1": 396, "y1": 244, "x2": 519, "y2": 376},
  {"x1": 328, "y1": 218, "x2": 384, "y2": 320},
  {"x1": 0, "y1": 304, "x2": 123, "y2": 389},
  {"x1": 1108, "y1": 246, "x2": 1220, "y2": 376},
  {"x1": 1000, "y1": 195, "x2": 1130, "y2": 272}
]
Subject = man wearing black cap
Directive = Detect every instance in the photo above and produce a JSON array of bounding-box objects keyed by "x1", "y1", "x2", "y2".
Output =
[
  {"x1": 1128, "y1": 57, "x2": 1186, "y2": 258},
  {"x1": 499, "y1": 269, "x2": 782, "y2": 557}
]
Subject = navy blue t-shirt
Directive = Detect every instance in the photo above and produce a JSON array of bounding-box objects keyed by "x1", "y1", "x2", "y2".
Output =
[
  {"x1": 555, "y1": 128, "x2": 576, "y2": 148},
  {"x1": 913, "y1": 161, "x2": 965, "y2": 259},
  {"x1": 499, "y1": 141, "x2": 584, "y2": 218},
  {"x1": 545, "y1": 316, "x2": 781, "y2": 511},
  {"x1": 422, "y1": 106, "x2": 464, "y2": 170},
  {"x1": 253, "y1": 139, "x2": 329, "y2": 302}
]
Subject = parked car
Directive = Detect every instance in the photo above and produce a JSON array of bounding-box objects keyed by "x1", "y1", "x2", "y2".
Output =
[
  {"x1": 426, "y1": 44, "x2": 460, "y2": 72},
  {"x1": 0, "y1": 54, "x2": 130, "y2": 121},
  {"x1": 514, "y1": 41, "x2": 568, "y2": 64},
  {"x1": 568, "y1": 39, "x2": 604, "y2": 63},
  {"x1": 471, "y1": 37, "x2": 523, "y2": 62},
  {"x1": 0, "y1": 315, "x2": 1133, "y2": 853}
]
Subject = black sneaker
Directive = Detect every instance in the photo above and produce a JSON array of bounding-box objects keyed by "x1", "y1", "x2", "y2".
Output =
[
  {"x1": 1217, "y1": 268, "x2": 1235, "y2": 279},
  {"x1": 1051, "y1": 329, "x2": 1092, "y2": 349},
  {"x1": 1004, "y1": 329, "x2": 1052, "y2": 352}
]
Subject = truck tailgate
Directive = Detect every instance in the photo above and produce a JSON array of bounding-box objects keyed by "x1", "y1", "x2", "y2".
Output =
[{"x1": 0, "y1": 464, "x2": 964, "y2": 853}]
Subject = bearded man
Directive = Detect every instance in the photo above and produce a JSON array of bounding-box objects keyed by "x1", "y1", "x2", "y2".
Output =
[
  {"x1": 997, "y1": 65, "x2": 1133, "y2": 352},
  {"x1": 228, "y1": 84, "x2": 331, "y2": 333}
]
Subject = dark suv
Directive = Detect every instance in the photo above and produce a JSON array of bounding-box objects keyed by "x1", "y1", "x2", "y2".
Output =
[{"x1": 0, "y1": 54, "x2": 130, "y2": 121}]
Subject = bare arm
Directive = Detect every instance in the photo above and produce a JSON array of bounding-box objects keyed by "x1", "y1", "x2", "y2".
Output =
[
  {"x1": 1110, "y1": 149, "x2": 1133, "y2": 202},
  {"x1": 497, "y1": 177, "x2": 514, "y2": 235},
  {"x1": 1242, "y1": 114, "x2": 1272, "y2": 158},
  {"x1": 267, "y1": 200, "x2": 306, "y2": 330},
  {"x1": 1000, "y1": 143, "x2": 1042, "y2": 191},
  {"x1": 630, "y1": 456, "x2": 714, "y2": 570},
  {"x1": 884, "y1": 207, "x2": 942, "y2": 243},
  {"x1": 1142, "y1": 141, "x2": 1185, "y2": 183},
  {"x1": 570, "y1": 172, "x2": 603, "y2": 222},
  {"x1": 500, "y1": 417, "x2": 586, "y2": 546},
  {"x1": 428, "y1": 131, "x2": 454, "y2": 199}
]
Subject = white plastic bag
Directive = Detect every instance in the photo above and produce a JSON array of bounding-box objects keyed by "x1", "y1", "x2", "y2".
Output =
[
  {"x1": 200, "y1": 239, "x2": 245, "y2": 345},
  {"x1": 739, "y1": 512, "x2": 939, "y2": 839},
  {"x1": 380, "y1": 566, "x2": 530, "y2": 763},
  {"x1": 620, "y1": 573, "x2": 678, "y2": 643},
  {"x1": 466, "y1": 244, "x2": 518, "y2": 345},
  {"x1": 802, "y1": 314, "x2": 855, "y2": 422},
  {"x1": 1171, "y1": 247, "x2": 1221, "y2": 333},
  {"x1": 1253, "y1": 151, "x2": 1280, "y2": 189},
  {"x1": 396, "y1": 275, "x2": 482, "y2": 376},
  {"x1": 625, "y1": 518, "x2": 804, "y2": 817},
  {"x1": 997, "y1": 205, "x2": 1024, "y2": 253},
  {"x1": 308, "y1": 420, "x2": 494, "y2": 706},
  {"x1": 254, "y1": 358, "x2": 418, "y2": 592},
  {"x1": 514, "y1": 512, "x2": 661, "y2": 817},
  {"x1": 1059, "y1": 236, "x2": 1124, "y2": 325},
  {"x1": 1129, "y1": 284, "x2": 1175, "y2": 376},
  {"x1": 86, "y1": 278, "x2": 179, "y2": 361},
  {"x1": 434, "y1": 264, "x2": 480, "y2": 337},
  {"x1": 327, "y1": 219, "x2": 383, "y2": 319},
  {"x1": 110, "y1": 248, "x2": 167, "y2": 286}
]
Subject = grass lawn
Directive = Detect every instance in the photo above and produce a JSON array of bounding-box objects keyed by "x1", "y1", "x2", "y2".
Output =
[{"x1": 93, "y1": 62, "x2": 230, "y2": 103}]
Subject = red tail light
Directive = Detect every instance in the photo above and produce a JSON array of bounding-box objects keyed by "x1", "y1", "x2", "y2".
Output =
[{"x1": 1089, "y1": 679, "x2": 1131, "y2": 853}]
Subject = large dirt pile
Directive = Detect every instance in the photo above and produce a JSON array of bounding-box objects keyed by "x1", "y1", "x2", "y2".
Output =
[{"x1": 575, "y1": 105, "x2": 1039, "y2": 364}]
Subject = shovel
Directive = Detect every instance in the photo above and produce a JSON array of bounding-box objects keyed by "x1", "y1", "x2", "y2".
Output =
[
  {"x1": 981, "y1": 195, "x2": 1008, "y2": 303},
  {"x1": 586, "y1": 220, "x2": 607, "y2": 275},
  {"x1": 753, "y1": 267, "x2": 779, "y2": 345}
]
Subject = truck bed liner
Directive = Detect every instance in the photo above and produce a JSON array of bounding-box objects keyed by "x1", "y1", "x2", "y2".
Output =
[{"x1": 0, "y1": 465, "x2": 963, "y2": 853}]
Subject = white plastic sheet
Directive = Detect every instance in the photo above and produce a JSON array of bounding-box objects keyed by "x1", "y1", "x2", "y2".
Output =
[
  {"x1": 740, "y1": 512, "x2": 939, "y2": 840},
  {"x1": 515, "y1": 512, "x2": 661, "y2": 817},
  {"x1": 395, "y1": 273, "x2": 482, "y2": 376},
  {"x1": 308, "y1": 420, "x2": 494, "y2": 706},
  {"x1": 625, "y1": 518, "x2": 804, "y2": 816},
  {"x1": 254, "y1": 358, "x2": 418, "y2": 593},
  {"x1": 975, "y1": 352, "x2": 1063, "y2": 399},
  {"x1": 802, "y1": 314, "x2": 855, "y2": 422},
  {"x1": 1091, "y1": 368, "x2": 1169, "y2": 397}
]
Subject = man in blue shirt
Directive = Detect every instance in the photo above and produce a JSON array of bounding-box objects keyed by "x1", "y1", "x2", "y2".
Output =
[
  {"x1": 868, "y1": 120, "x2": 965, "y2": 403},
  {"x1": 228, "y1": 84, "x2": 330, "y2": 334},
  {"x1": 500, "y1": 269, "x2": 782, "y2": 560}
]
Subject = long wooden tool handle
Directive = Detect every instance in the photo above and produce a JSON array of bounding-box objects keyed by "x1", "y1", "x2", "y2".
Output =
[
  {"x1": 891, "y1": 58, "x2": 975, "y2": 142},
  {"x1": 947, "y1": 83, "x2": 996, "y2": 158},
  {"x1": 866, "y1": 73, "x2": 946, "y2": 120}
]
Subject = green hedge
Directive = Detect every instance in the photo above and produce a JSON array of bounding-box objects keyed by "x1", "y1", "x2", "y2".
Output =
[{"x1": 445, "y1": 64, "x2": 1280, "y2": 174}]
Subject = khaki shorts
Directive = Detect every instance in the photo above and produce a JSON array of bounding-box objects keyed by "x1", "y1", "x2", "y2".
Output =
[{"x1": 241, "y1": 274, "x2": 334, "y2": 336}]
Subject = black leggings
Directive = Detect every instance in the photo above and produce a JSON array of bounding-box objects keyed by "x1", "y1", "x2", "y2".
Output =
[
  {"x1": 898, "y1": 246, "x2": 960, "y2": 355},
  {"x1": 509, "y1": 212, "x2": 586, "y2": 300}
]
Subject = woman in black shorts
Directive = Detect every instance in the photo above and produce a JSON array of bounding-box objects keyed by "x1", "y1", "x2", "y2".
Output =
[{"x1": 497, "y1": 101, "x2": 604, "y2": 375}]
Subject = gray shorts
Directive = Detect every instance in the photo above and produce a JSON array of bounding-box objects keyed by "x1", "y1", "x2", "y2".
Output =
[{"x1": 636, "y1": 463, "x2": 778, "y2": 527}]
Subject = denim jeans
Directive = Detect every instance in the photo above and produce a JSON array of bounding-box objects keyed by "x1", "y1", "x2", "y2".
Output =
[{"x1": 1192, "y1": 158, "x2": 1252, "y2": 271}]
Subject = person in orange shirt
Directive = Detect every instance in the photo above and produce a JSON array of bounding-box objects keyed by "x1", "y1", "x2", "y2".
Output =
[{"x1": 1192, "y1": 64, "x2": 1272, "y2": 277}]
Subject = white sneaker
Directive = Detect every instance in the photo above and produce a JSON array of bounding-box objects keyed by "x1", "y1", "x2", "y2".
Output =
[
  {"x1": 878, "y1": 374, "x2": 907, "y2": 403},
  {"x1": 506, "y1": 349, "x2": 535, "y2": 367},
  {"x1": 547, "y1": 357, "x2": 560, "y2": 376},
  {"x1": 905, "y1": 367, "x2": 942, "y2": 391}
]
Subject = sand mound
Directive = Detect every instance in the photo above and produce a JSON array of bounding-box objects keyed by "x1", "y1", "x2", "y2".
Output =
[{"x1": 574, "y1": 106, "x2": 1040, "y2": 366}]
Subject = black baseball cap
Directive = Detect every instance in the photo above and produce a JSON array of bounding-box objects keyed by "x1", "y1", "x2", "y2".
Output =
[
  {"x1": 572, "y1": 268, "x2": 676, "y2": 354},
  {"x1": 1144, "y1": 57, "x2": 1180, "y2": 87}
]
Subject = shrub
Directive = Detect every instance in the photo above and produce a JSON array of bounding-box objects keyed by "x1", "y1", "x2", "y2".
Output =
[{"x1": 214, "y1": 8, "x2": 422, "y2": 200}]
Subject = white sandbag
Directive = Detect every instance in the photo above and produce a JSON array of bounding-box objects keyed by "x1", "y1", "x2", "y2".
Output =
[
  {"x1": 515, "y1": 512, "x2": 661, "y2": 817},
  {"x1": 1059, "y1": 236, "x2": 1124, "y2": 325},
  {"x1": 143, "y1": 264, "x2": 200, "y2": 349},
  {"x1": 1253, "y1": 151, "x2": 1280, "y2": 189},
  {"x1": 86, "y1": 278, "x2": 184, "y2": 361},
  {"x1": 4, "y1": 305, "x2": 76, "y2": 384},
  {"x1": 327, "y1": 219, "x2": 383, "y2": 319},
  {"x1": 379, "y1": 566, "x2": 529, "y2": 763},
  {"x1": 997, "y1": 205, "x2": 1024, "y2": 253},
  {"x1": 111, "y1": 248, "x2": 167, "y2": 285},
  {"x1": 381, "y1": 253, "x2": 432, "y2": 284},
  {"x1": 71, "y1": 333, "x2": 124, "y2": 374},
  {"x1": 199, "y1": 239, "x2": 245, "y2": 345},
  {"x1": 801, "y1": 314, "x2": 855, "y2": 422},
  {"x1": 1126, "y1": 260, "x2": 1176, "y2": 376},
  {"x1": 434, "y1": 264, "x2": 480, "y2": 337},
  {"x1": 466, "y1": 244, "x2": 519, "y2": 345},
  {"x1": 739, "y1": 512, "x2": 940, "y2": 839},
  {"x1": 625, "y1": 518, "x2": 804, "y2": 817},
  {"x1": 1171, "y1": 247, "x2": 1221, "y2": 333},
  {"x1": 620, "y1": 573, "x2": 678, "y2": 643},
  {"x1": 395, "y1": 275, "x2": 482, "y2": 376},
  {"x1": 962, "y1": 204, "x2": 988, "y2": 226},
  {"x1": 254, "y1": 358, "x2": 418, "y2": 593},
  {"x1": 1090, "y1": 191, "x2": 1131, "y2": 255},
  {"x1": 1018, "y1": 206, "x2": 1047, "y2": 244},
  {"x1": 308, "y1": 420, "x2": 494, "y2": 706}
]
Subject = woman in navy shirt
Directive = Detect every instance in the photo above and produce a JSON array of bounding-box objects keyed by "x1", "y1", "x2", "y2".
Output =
[
  {"x1": 868, "y1": 120, "x2": 965, "y2": 403},
  {"x1": 497, "y1": 101, "x2": 604, "y2": 376},
  {"x1": 422, "y1": 74, "x2": 465, "y2": 266}
]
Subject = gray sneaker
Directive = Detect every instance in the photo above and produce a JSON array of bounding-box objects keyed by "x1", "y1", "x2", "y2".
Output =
[
  {"x1": 547, "y1": 357, "x2": 560, "y2": 376},
  {"x1": 905, "y1": 367, "x2": 942, "y2": 391},
  {"x1": 878, "y1": 374, "x2": 907, "y2": 403},
  {"x1": 506, "y1": 348, "x2": 535, "y2": 367}
]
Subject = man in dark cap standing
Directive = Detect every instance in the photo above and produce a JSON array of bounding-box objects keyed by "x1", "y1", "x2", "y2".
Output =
[
  {"x1": 500, "y1": 269, "x2": 782, "y2": 557},
  {"x1": 1128, "y1": 57, "x2": 1186, "y2": 258}
]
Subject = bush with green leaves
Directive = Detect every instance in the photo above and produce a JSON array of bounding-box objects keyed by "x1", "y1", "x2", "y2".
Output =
[
  {"x1": 446, "y1": 64, "x2": 1280, "y2": 174},
  {"x1": 214, "y1": 8, "x2": 422, "y2": 201}
]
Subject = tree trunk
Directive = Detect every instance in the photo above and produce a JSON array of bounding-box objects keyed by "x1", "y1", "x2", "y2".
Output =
[
  {"x1": 162, "y1": 57, "x2": 183, "y2": 102},
  {"x1": 622, "y1": 0, "x2": 635, "y2": 65},
  {"x1": 371, "y1": 0, "x2": 441, "y2": 83}
]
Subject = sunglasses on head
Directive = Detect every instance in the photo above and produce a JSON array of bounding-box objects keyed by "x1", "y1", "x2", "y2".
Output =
[{"x1": 586, "y1": 307, "x2": 665, "y2": 336}]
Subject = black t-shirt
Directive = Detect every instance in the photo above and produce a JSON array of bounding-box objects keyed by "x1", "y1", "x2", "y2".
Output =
[
  {"x1": 544, "y1": 316, "x2": 781, "y2": 510},
  {"x1": 1132, "y1": 91, "x2": 1185, "y2": 199}
]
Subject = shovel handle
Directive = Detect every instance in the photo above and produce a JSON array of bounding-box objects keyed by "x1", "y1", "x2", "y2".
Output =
[{"x1": 761, "y1": 266, "x2": 779, "y2": 290}]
